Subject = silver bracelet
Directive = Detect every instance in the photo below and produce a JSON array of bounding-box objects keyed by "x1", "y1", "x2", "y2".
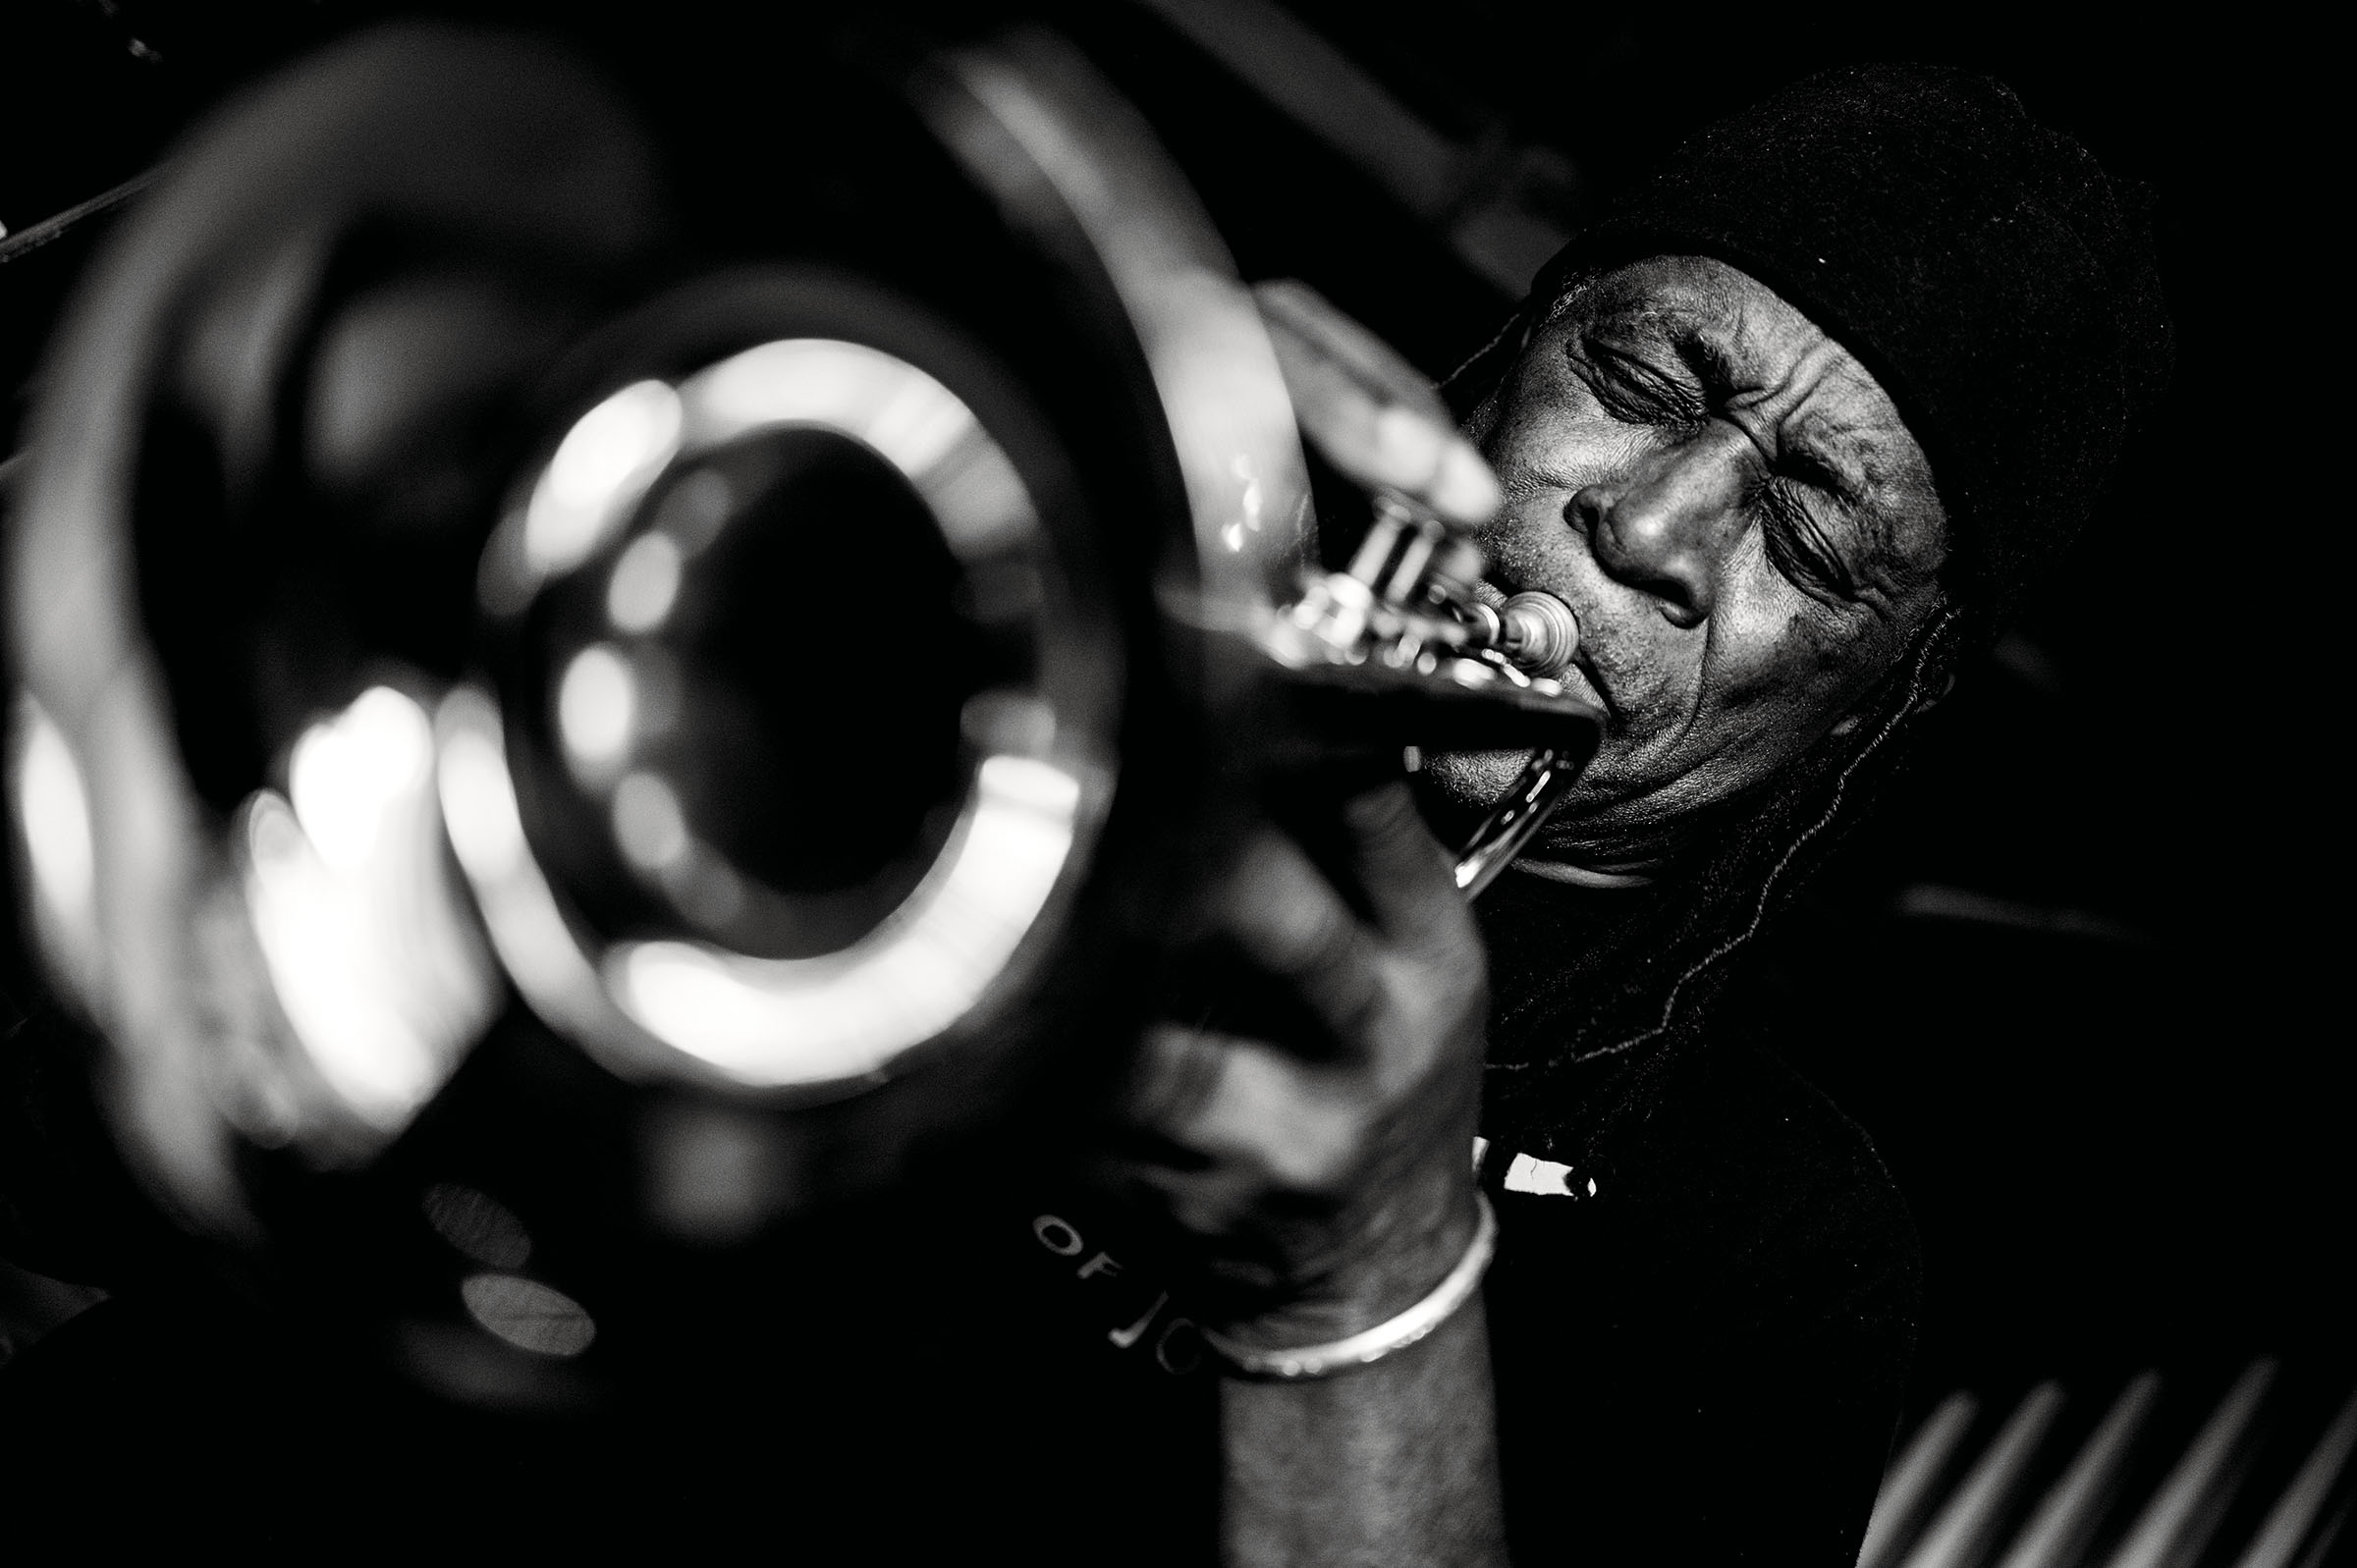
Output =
[{"x1": 1200, "y1": 1193, "x2": 1499, "y2": 1381}]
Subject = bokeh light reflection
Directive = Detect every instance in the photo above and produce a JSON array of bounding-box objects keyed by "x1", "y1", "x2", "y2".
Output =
[
  {"x1": 608, "y1": 753, "x2": 1083, "y2": 1087},
  {"x1": 11, "y1": 697, "x2": 100, "y2": 994},
  {"x1": 606, "y1": 530, "x2": 684, "y2": 632},
  {"x1": 522, "y1": 379, "x2": 683, "y2": 577},
  {"x1": 460, "y1": 1272, "x2": 595, "y2": 1359},
  {"x1": 557, "y1": 644, "x2": 636, "y2": 777},
  {"x1": 421, "y1": 1183, "x2": 532, "y2": 1270},
  {"x1": 242, "y1": 686, "x2": 500, "y2": 1137}
]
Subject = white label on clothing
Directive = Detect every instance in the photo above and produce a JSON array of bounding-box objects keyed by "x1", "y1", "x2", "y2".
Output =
[{"x1": 1503, "y1": 1152, "x2": 1597, "y2": 1199}]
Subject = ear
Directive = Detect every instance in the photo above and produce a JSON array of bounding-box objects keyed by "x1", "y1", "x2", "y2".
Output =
[
  {"x1": 1828, "y1": 663, "x2": 1957, "y2": 739},
  {"x1": 1914, "y1": 670, "x2": 1960, "y2": 714},
  {"x1": 1460, "y1": 388, "x2": 1505, "y2": 448}
]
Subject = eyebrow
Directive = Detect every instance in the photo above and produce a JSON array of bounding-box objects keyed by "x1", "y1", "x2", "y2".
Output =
[
  {"x1": 1672, "y1": 324, "x2": 1740, "y2": 396},
  {"x1": 1564, "y1": 310, "x2": 1725, "y2": 412}
]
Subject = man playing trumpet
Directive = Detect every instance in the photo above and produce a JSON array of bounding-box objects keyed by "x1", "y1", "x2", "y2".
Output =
[
  {"x1": 0, "y1": 43, "x2": 2166, "y2": 1568},
  {"x1": 1130, "y1": 62, "x2": 2169, "y2": 1565}
]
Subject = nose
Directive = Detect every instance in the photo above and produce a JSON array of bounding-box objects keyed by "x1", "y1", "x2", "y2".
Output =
[{"x1": 1571, "y1": 425, "x2": 1758, "y2": 627}]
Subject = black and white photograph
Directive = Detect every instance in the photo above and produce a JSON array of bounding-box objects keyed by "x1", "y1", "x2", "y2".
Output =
[{"x1": 0, "y1": 3, "x2": 2345, "y2": 1561}]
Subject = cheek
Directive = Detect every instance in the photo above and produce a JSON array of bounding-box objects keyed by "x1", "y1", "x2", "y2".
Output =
[{"x1": 1683, "y1": 566, "x2": 1889, "y2": 773}]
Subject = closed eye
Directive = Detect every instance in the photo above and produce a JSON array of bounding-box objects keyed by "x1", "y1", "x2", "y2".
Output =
[
  {"x1": 1779, "y1": 445, "x2": 1866, "y2": 512},
  {"x1": 1572, "y1": 338, "x2": 1707, "y2": 427},
  {"x1": 1758, "y1": 481, "x2": 1861, "y2": 603}
]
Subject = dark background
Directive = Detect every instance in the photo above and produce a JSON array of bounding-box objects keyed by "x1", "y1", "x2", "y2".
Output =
[{"x1": 2, "y1": 0, "x2": 2345, "y2": 1449}]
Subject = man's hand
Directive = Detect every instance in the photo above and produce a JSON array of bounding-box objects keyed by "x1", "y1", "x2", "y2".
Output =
[
  {"x1": 1111, "y1": 783, "x2": 1511, "y2": 1568},
  {"x1": 1111, "y1": 286, "x2": 1505, "y2": 1336},
  {"x1": 1117, "y1": 782, "x2": 1489, "y2": 1344},
  {"x1": 1105, "y1": 290, "x2": 1512, "y2": 1566},
  {"x1": 1254, "y1": 278, "x2": 1502, "y2": 530}
]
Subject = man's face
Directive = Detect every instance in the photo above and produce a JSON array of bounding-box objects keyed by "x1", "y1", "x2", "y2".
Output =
[{"x1": 1427, "y1": 254, "x2": 1950, "y2": 869}]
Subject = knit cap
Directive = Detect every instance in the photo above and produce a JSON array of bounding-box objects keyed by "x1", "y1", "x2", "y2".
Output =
[{"x1": 1458, "y1": 63, "x2": 2173, "y2": 624}]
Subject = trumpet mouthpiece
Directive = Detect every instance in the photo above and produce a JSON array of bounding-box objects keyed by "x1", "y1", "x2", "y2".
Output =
[{"x1": 1499, "y1": 591, "x2": 1579, "y2": 679}]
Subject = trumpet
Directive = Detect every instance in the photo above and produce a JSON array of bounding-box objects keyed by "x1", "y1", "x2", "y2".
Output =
[
  {"x1": 3, "y1": 20, "x2": 1598, "y2": 1378},
  {"x1": 1257, "y1": 490, "x2": 1593, "y2": 892}
]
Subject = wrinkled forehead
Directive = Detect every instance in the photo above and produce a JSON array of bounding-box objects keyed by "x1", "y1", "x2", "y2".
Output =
[
  {"x1": 1542, "y1": 252, "x2": 1746, "y2": 327},
  {"x1": 1532, "y1": 254, "x2": 1946, "y2": 535},
  {"x1": 1542, "y1": 255, "x2": 1853, "y2": 390}
]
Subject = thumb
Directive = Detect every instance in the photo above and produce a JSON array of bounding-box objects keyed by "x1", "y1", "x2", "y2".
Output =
[{"x1": 1255, "y1": 279, "x2": 1501, "y2": 527}]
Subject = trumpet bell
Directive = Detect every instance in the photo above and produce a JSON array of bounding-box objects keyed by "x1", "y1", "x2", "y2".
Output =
[{"x1": 2, "y1": 19, "x2": 1598, "y2": 1395}]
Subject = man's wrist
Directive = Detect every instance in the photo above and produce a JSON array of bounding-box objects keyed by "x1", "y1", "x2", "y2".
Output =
[
  {"x1": 1205, "y1": 1172, "x2": 1486, "y2": 1353},
  {"x1": 1204, "y1": 1190, "x2": 1496, "y2": 1379}
]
